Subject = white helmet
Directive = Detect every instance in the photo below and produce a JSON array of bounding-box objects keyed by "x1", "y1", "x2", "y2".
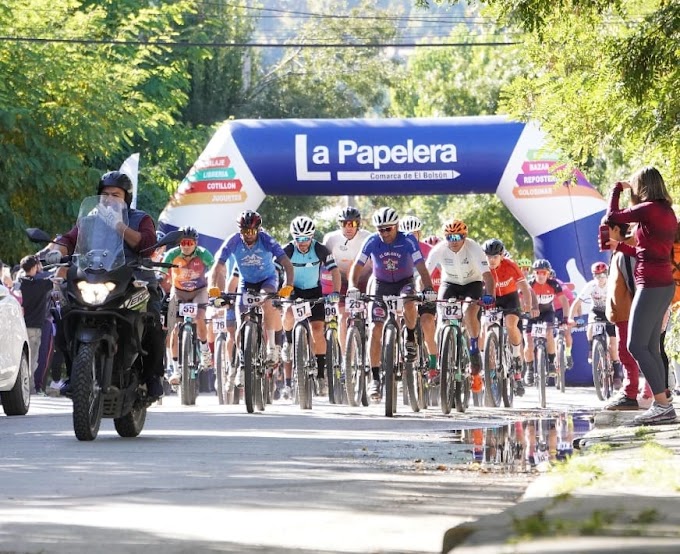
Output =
[
  {"x1": 290, "y1": 216, "x2": 315, "y2": 238},
  {"x1": 399, "y1": 215, "x2": 422, "y2": 234},
  {"x1": 372, "y1": 207, "x2": 399, "y2": 228}
]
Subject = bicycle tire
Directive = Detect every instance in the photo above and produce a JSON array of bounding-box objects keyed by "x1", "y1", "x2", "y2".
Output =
[
  {"x1": 439, "y1": 326, "x2": 455, "y2": 415},
  {"x1": 295, "y1": 324, "x2": 312, "y2": 410},
  {"x1": 344, "y1": 326, "x2": 363, "y2": 407},
  {"x1": 214, "y1": 334, "x2": 228, "y2": 405},
  {"x1": 591, "y1": 339, "x2": 608, "y2": 401},
  {"x1": 414, "y1": 322, "x2": 427, "y2": 410},
  {"x1": 254, "y1": 332, "x2": 265, "y2": 411},
  {"x1": 501, "y1": 329, "x2": 514, "y2": 408},
  {"x1": 326, "y1": 329, "x2": 343, "y2": 404},
  {"x1": 483, "y1": 329, "x2": 502, "y2": 407},
  {"x1": 383, "y1": 323, "x2": 398, "y2": 417},
  {"x1": 556, "y1": 335, "x2": 567, "y2": 392},
  {"x1": 536, "y1": 343, "x2": 547, "y2": 409},
  {"x1": 180, "y1": 326, "x2": 197, "y2": 406},
  {"x1": 458, "y1": 331, "x2": 471, "y2": 412},
  {"x1": 242, "y1": 323, "x2": 256, "y2": 413}
]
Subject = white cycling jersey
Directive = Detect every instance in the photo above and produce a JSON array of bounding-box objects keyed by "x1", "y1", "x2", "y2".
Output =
[
  {"x1": 576, "y1": 279, "x2": 607, "y2": 313},
  {"x1": 323, "y1": 228, "x2": 371, "y2": 277},
  {"x1": 425, "y1": 238, "x2": 489, "y2": 285}
]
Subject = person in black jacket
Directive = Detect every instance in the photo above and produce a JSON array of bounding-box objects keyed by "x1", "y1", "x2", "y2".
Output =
[{"x1": 18, "y1": 255, "x2": 54, "y2": 394}]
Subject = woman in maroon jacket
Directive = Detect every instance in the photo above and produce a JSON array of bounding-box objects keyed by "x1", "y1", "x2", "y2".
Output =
[{"x1": 607, "y1": 166, "x2": 677, "y2": 425}]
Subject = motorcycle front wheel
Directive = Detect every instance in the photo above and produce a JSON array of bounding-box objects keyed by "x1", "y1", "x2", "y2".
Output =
[{"x1": 71, "y1": 342, "x2": 105, "y2": 441}]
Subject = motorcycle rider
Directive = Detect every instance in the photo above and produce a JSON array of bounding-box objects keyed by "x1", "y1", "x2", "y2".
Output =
[{"x1": 44, "y1": 171, "x2": 166, "y2": 398}]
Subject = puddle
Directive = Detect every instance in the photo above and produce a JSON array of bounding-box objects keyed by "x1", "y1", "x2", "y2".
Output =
[{"x1": 447, "y1": 412, "x2": 593, "y2": 472}]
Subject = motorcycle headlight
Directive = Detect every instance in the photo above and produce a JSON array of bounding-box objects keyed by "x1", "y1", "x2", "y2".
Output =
[{"x1": 77, "y1": 281, "x2": 116, "y2": 306}]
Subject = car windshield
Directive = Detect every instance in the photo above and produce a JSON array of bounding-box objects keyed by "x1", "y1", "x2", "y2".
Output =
[{"x1": 74, "y1": 196, "x2": 128, "y2": 272}]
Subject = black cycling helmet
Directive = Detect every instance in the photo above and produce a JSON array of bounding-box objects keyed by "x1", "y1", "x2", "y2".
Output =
[
  {"x1": 180, "y1": 226, "x2": 199, "y2": 242},
  {"x1": 98, "y1": 171, "x2": 133, "y2": 206},
  {"x1": 337, "y1": 206, "x2": 361, "y2": 222},
  {"x1": 482, "y1": 238, "x2": 505, "y2": 256},
  {"x1": 237, "y1": 209, "x2": 262, "y2": 230},
  {"x1": 532, "y1": 258, "x2": 552, "y2": 271}
]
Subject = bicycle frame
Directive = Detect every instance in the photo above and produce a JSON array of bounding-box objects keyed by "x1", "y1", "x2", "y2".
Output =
[
  {"x1": 436, "y1": 298, "x2": 471, "y2": 414},
  {"x1": 531, "y1": 321, "x2": 550, "y2": 409},
  {"x1": 344, "y1": 297, "x2": 370, "y2": 407},
  {"x1": 482, "y1": 307, "x2": 513, "y2": 408}
]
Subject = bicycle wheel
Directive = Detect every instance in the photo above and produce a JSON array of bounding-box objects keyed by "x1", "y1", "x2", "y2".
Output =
[
  {"x1": 536, "y1": 344, "x2": 547, "y2": 409},
  {"x1": 295, "y1": 324, "x2": 313, "y2": 410},
  {"x1": 242, "y1": 323, "x2": 257, "y2": 413},
  {"x1": 500, "y1": 334, "x2": 514, "y2": 408},
  {"x1": 556, "y1": 336, "x2": 567, "y2": 392},
  {"x1": 414, "y1": 322, "x2": 427, "y2": 410},
  {"x1": 326, "y1": 329, "x2": 344, "y2": 404},
  {"x1": 483, "y1": 329, "x2": 502, "y2": 407},
  {"x1": 344, "y1": 326, "x2": 363, "y2": 407},
  {"x1": 254, "y1": 333, "x2": 265, "y2": 411},
  {"x1": 591, "y1": 338, "x2": 608, "y2": 400},
  {"x1": 383, "y1": 323, "x2": 399, "y2": 417},
  {"x1": 214, "y1": 334, "x2": 228, "y2": 405},
  {"x1": 458, "y1": 332, "x2": 471, "y2": 412},
  {"x1": 180, "y1": 326, "x2": 197, "y2": 406},
  {"x1": 439, "y1": 326, "x2": 455, "y2": 415}
]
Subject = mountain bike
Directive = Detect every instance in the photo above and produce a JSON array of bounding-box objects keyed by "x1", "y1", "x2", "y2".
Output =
[
  {"x1": 590, "y1": 319, "x2": 613, "y2": 401},
  {"x1": 324, "y1": 301, "x2": 345, "y2": 404},
  {"x1": 437, "y1": 297, "x2": 471, "y2": 414},
  {"x1": 212, "y1": 303, "x2": 240, "y2": 405},
  {"x1": 402, "y1": 314, "x2": 427, "y2": 412},
  {"x1": 531, "y1": 321, "x2": 549, "y2": 409},
  {"x1": 174, "y1": 301, "x2": 208, "y2": 406},
  {"x1": 553, "y1": 325, "x2": 568, "y2": 393},
  {"x1": 482, "y1": 306, "x2": 514, "y2": 408},
  {"x1": 344, "y1": 296, "x2": 370, "y2": 407}
]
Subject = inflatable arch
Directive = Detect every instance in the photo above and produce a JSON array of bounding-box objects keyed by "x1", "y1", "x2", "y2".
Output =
[{"x1": 158, "y1": 115, "x2": 608, "y2": 385}]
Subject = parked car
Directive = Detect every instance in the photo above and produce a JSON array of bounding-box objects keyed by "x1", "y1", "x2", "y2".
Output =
[{"x1": 0, "y1": 283, "x2": 30, "y2": 415}]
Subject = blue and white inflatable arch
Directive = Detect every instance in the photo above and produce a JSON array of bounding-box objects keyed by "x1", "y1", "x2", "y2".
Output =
[{"x1": 158, "y1": 115, "x2": 608, "y2": 384}]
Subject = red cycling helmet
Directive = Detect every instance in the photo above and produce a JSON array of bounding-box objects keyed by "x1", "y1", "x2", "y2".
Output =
[{"x1": 591, "y1": 261, "x2": 608, "y2": 275}]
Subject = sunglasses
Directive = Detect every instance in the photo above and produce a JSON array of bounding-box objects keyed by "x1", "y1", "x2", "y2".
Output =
[
  {"x1": 535, "y1": 270, "x2": 549, "y2": 276},
  {"x1": 180, "y1": 239, "x2": 196, "y2": 248},
  {"x1": 241, "y1": 228, "x2": 258, "y2": 236},
  {"x1": 446, "y1": 234, "x2": 465, "y2": 242},
  {"x1": 295, "y1": 236, "x2": 312, "y2": 243},
  {"x1": 341, "y1": 221, "x2": 359, "y2": 228},
  {"x1": 378, "y1": 225, "x2": 395, "y2": 234}
]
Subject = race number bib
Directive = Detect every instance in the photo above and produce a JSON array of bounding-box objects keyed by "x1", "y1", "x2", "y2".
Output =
[
  {"x1": 293, "y1": 301, "x2": 312, "y2": 322},
  {"x1": 345, "y1": 298, "x2": 365, "y2": 315},
  {"x1": 484, "y1": 309, "x2": 503, "y2": 326},
  {"x1": 324, "y1": 303, "x2": 339, "y2": 322},
  {"x1": 212, "y1": 309, "x2": 227, "y2": 333},
  {"x1": 592, "y1": 322, "x2": 607, "y2": 335},
  {"x1": 383, "y1": 295, "x2": 403, "y2": 315},
  {"x1": 441, "y1": 301, "x2": 463, "y2": 321},
  {"x1": 532, "y1": 322, "x2": 547, "y2": 339},
  {"x1": 179, "y1": 302, "x2": 198, "y2": 318},
  {"x1": 242, "y1": 292, "x2": 262, "y2": 306}
]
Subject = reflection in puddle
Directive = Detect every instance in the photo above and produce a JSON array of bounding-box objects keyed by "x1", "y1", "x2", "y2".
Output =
[{"x1": 450, "y1": 412, "x2": 592, "y2": 472}]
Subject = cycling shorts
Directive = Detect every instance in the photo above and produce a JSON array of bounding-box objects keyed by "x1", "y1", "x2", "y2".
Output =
[
  {"x1": 370, "y1": 278, "x2": 415, "y2": 324},
  {"x1": 167, "y1": 287, "x2": 209, "y2": 332},
  {"x1": 291, "y1": 286, "x2": 325, "y2": 322}
]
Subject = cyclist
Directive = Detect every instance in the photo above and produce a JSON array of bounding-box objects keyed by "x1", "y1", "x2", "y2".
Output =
[
  {"x1": 517, "y1": 258, "x2": 533, "y2": 279},
  {"x1": 424, "y1": 219, "x2": 495, "y2": 395},
  {"x1": 322, "y1": 206, "x2": 371, "y2": 350},
  {"x1": 482, "y1": 238, "x2": 539, "y2": 396},
  {"x1": 347, "y1": 207, "x2": 436, "y2": 400},
  {"x1": 210, "y1": 210, "x2": 295, "y2": 365},
  {"x1": 568, "y1": 261, "x2": 623, "y2": 388},
  {"x1": 162, "y1": 227, "x2": 215, "y2": 386},
  {"x1": 523, "y1": 259, "x2": 570, "y2": 385},
  {"x1": 399, "y1": 215, "x2": 439, "y2": 379},
  {"x1": 282, "y1": 216, "x2": 341, "y2": 398},
  {"x1": 550, "y1": 268, "x2": 575, "y2": 368}
]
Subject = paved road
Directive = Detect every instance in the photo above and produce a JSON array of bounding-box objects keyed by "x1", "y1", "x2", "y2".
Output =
[{"x1": 0, "y1": 386, "x2": 604, "y2": 554}]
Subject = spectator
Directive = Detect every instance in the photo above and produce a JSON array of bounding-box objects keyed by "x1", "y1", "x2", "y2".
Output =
[
  {"x1": 17, "y1": 255, "x2": 54, "y2": 394},
  {"x1": 606, "y1": 166, "x2": 677, "y2": 425}
]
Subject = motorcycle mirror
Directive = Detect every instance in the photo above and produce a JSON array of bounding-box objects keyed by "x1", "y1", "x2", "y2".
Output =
[
  {"x1": 26, "y1": 228, "x2": 53, "y2": 243},
  {"x1": 140, "y1": 230, "x2": 183, "y2": 255}
]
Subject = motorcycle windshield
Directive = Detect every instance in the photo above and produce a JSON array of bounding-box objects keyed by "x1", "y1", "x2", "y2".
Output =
[{"x1": 74, "y1": 196, "x2": 128, "y2": 272}]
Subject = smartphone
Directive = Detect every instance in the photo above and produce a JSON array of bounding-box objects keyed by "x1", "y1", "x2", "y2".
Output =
[{"x1": 598, "y1": 224, "x2": 610, "y2": 252}]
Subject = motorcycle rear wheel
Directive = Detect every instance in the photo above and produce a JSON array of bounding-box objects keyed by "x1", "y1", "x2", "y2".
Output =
[{"x1": 114, "y1": 403, "x2": 147, "y2": 438}]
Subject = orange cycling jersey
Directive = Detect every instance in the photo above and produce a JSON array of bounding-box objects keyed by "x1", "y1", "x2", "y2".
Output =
[{"x1": 490, "y1": 258, "x2": 524, "y2": 297}]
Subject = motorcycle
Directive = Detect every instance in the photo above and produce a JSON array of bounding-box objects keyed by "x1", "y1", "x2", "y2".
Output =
[{"x1": 28, "y1": 196, "x2": 180, "y2": 441}]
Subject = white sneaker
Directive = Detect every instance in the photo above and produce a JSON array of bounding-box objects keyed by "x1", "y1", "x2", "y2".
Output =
[
  {"x1": 168, "y1": 372, "x2": 181, "y2": 386},
  {"x1": 266, "y1": 345, "x2": 281, "y2": 365},
  {"x1": 317, "y1": 377, "x2": 328, "y2": 396},
  {"x1": 633, "y1": 401, "x2": 677, "y2": 425},
  {"x1": 281, "y1": 342, "x2": 292, "y2": 363},
  {"x1": 200, "y1": 348, "x2": 212, "y2": 369},
  {"x1": 46, "y1": 380, "x2": 64, "y2": 397},
  {"x1": 369, "y1": 379, "x2": 381, "y2": 399},
  {"x1": 281, "y1": 385, "x2": 292, "y2": 400}
]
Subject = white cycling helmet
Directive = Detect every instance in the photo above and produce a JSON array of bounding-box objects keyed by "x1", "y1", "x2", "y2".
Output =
[
  {"x1": 398, "y1": 215, "x2": 422, "y2": 234},
  {"x1": 290, "y1": 216, "x2": 315, "y2": 238},
  {"x1": 372, "y1": 207, "x2": 399, "y2": 228}
]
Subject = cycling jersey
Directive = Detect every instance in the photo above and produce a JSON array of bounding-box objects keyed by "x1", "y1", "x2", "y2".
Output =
[
  {"x1": 216, "y1": 230, "x2": 285, "y2": 284},
  {"x1": 162, "y1": 246, "x2": 214, "y2": 292},
  {"x1": 528, "y1": 276, "x2": 563, "y2": 312},
  {"x1": 355, "y1": 231, "x2": 423, "y2": 283},
  {"x1": 552, "y1": 278, "x2": 575, "y2": 309},
  {"x1": 283, "y1": 241, "x2": 338, "y2": 291},
  {"x1": 490, "y1": 258, "x2": 524, "y2": 297},
  {"x1": 425, "y1": 238, "x2": 488, "y2": 285},
  {"x1": 322, "y1": 228, "x2": 371, "y2": 276},
  {"x1": 576, "y1": 279, "x2": 607, "y2": 312}
]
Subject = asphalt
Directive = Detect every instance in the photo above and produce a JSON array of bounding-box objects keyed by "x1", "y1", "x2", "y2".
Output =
[{"x1": 442, "y1": 409, "x2": 680, "y2": 554}]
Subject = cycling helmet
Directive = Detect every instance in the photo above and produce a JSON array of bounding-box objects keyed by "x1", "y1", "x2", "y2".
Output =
[
  {"x1": 532, "y1": 259, "x2": 552, "y2": 271},
  {"x1": 399, "y1": 215, "x2": 422, "y2": 234},
  {"x1": 290, "y1": 216, "x2": 315, "y2": 238},
  {"x1": 98, "y1": 171, "x2": 133, "y2": 206},
  {"x1": 591, "y1": 261, "x2": 608, "y2": 275},
  {"x1": 516, "y1": 257, "x2": 532, "y2": 268},
  {"x1": 443, "y1": 219, "x2": 468, "y2": 236},
  {"x1": 424, "y1": 235, "x2": 441, "y2": 246},
  {"x1": 337, "y1": 206, "x2": 361, "y2": 222},
  {"x1": 372, "y1": 207, "x2": 399, "y2": 228},
  {"x1": 237, "y1": 210, "x2": 262, "y2": 230},
  {"x1": 180, "y1": 226, "x2": 199, "y2": 242},
  {"x1": 482, "y1": 238, "x2": 505, "y2": 256}
]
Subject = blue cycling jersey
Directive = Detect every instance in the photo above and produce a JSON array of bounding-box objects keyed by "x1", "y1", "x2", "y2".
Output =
[
  {"x1": 355, "y1": 231, "x2": 423, "y2": 283},
  {"x1": 216, "y1": 230, "x2": 285, "y2": 284},
  {"x1": 283, "y1": 241, "x2": 337, "y2": 290}
]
